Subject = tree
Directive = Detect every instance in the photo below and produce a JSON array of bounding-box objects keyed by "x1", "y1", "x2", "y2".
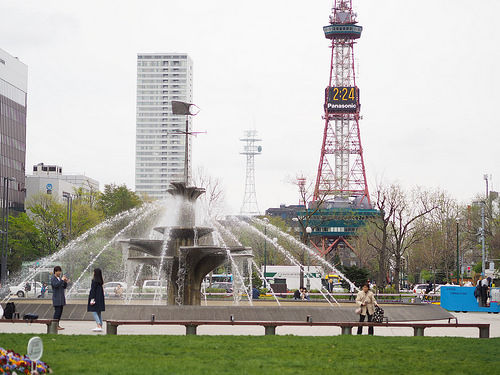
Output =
[
  {"x1": 359, "y1": 182, "x2": 398, "y2": 290},
  {"x1": 287, "y1": 174, "x2": 336, "y2": 288},
  {"x1": 25, "y1": 192, "x2": 67, "y2": 253},
  {"x1": 192, "y1": 166, "x2": 227, "y2": 220},
  {"x1": 338, "y1": 264, "x2": 370, "y2": 289},
  {"x1": 388, "y1": 186, "x2": 440, "y2": 292},
  {"x1": 359, "y1": 182, "x2": 440, "y2": 292},
  {"x1": 97, "y1": 184, "x2": 142, "y2": 218}
]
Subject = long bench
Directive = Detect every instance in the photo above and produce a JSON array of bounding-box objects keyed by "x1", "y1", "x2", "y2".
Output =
[
  {"x1": 105, "y1": 319, "x2": 490, "y2": 338},
  {"x1": 0, "y1": 318, "x2": 59, "y2": 334}
]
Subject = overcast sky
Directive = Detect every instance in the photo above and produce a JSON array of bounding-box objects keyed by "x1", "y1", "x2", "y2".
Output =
[{"x1": 1, "y1": 0, "x2": 499, "y2": 213}]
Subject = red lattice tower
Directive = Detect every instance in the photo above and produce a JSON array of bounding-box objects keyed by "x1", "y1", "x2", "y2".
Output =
[{"x1": 313, "y1": 0, "x2": 370, "y2": 207}]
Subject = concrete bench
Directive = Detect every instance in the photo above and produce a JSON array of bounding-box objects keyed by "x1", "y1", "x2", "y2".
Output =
[
  {"x1": 338, "y1": 321, "x2": 490, "y2": 338},
  {"x1": 105, "y1": 319, "x2": 490, "y2": 338},
  {"x1": 0, "y1": 318, "x2": 59, "y2": 334}
]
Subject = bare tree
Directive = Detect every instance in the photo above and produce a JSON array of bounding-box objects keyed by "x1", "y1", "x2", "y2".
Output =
[
  {"x1": 359, "y1": 182, "x2": 398, "y2": 290},
  {"x1": 286, "y1": 174, "x2": 337, "y2": 288},
  {"x1": 192, "y1": 166, "x2": 227, "y2": 220},
  {"x1": 388, "y1": 186, "x2": 441, "y2": 291}
]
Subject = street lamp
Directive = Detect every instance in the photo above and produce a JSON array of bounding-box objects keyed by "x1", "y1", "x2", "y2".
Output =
[
  {"x1": 456, "y1": 218, "x2": 460, "y2": 286},
  {"x1": 262, "y1": 217, "x2": 269, "y2": 288},
  {"x1": 89, "y1": 252, "x2": 94, "y2": 285},
  {"x1": 171, "y1": 101, "x2": 200, "y2": 185},
  {"x1": 305, "y1": 226, "x2": 312, "y2": 290},
  {"x1": 62, "y1": 192, "x2": 73, "y2": 239},
  {"x1": 473, "y1": 201, "x2": 486, "y2": 277},
  {"x1": 1, "y1": 177, "x2": 16, "y2": 285}
]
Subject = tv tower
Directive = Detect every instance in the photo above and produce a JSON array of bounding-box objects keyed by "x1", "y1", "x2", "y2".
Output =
[
  {"x1": 240, "y1": 130, "x2": 262, "y2": 215},
  {"x1": 313, "y1": 0, "x2": 370, "y2": 207}
]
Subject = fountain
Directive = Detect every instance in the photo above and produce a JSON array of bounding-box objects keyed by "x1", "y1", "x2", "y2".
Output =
[{"x1": 121, "y1": 182, "x2": 252, "y2": 305}]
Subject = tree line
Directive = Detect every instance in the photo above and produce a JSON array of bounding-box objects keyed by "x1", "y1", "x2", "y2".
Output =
[
  {"x1": 356, "y1": 181, "x2": 500, "y2": 292},
  {"x1": 6, "y1": 184, "x2": 142, "y2": 274}
]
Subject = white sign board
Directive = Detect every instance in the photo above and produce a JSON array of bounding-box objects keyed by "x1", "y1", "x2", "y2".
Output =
[{"x1": 27, "y1": 336, "x2": 43, "y2": 361}]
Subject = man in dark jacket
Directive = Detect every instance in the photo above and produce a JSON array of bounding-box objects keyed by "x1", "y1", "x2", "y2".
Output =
[{"x1": 51, "y1": 265, "x2": 69, "y2": 330}]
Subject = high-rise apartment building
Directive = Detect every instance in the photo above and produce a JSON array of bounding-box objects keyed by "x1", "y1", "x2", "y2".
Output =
[
  {"x1": 135, "y1": 53, "x2": 193, "y2": 199},
  {"x1": 0, "y1": 48, "x2": 28, "y2": 212}
]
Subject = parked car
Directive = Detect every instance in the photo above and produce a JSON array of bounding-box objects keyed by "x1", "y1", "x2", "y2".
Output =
[
  {"x1": 142, "y1": 280, "x2": 167, "y2": 293},
  {"x1": 206, "y1": 282, "x2": 233, "y2": 293},
  {"x1": 413, "y1": 284, "x2": 428, "y2": 294},
  {"x1": 103, "y1": 282, "x2": 128, "y2": 297},
  {"x1": 9, "y1": 281, "x2": 44, "y2": 298},
  {"x1": 413, "y1": 284, "x2": 442, "y2": 294}
]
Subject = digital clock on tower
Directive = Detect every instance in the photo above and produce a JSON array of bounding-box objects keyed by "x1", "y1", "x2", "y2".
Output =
[{"x1": 325, "y1": 86, "x2": 359, "y2": 113}]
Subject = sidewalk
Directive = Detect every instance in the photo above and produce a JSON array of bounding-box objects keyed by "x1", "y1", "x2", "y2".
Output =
[{"x1": 1, "y1": 311, "x2": 498, "y2": 337}]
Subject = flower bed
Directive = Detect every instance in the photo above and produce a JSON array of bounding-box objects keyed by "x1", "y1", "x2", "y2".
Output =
[{"x1": 0, "y1": 347, "x2": 50, "y2": 374}]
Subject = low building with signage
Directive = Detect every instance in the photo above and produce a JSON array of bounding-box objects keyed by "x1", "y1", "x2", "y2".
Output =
[{"x1": 25, "y1": 162, "x2": 99, "y2": 203}]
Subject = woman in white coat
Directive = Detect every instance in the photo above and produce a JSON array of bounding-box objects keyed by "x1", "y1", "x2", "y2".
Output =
[{"x1": 356, "y1": 282, "x2": 378, "y2": 335}]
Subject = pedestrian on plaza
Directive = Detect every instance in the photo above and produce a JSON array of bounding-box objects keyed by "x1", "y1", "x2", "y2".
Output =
[
  {"x1": 356, "y1": 282, "x2": 378, "y2": 335},
  {"x1": 293, "y1": 289, "x2": 301, "y2": 300},
  {"x1": 252, "y1": 287, "x2": 260, "y2": 300},
  {"x1": 88, "y1": 268, "x2": 106, "y2": 332},
  {"x1": 40, "y1": 283, "x2": 47, "y2": 298},
  {"x1": 349, "y1": 283, "x2": 356, "y2": 300},
  {"x1": 114, "y1": 284, "x2": 123, "y2": 298},
  {"x1": 51, "y1": 266, "x2": 69, "y2": 330},
  {"x1": 425, "y1": 281, "x2": 433, "y2": 295},
  {"x1": 301, "y1": 287, "x2": 310, "y2": 301},
  {"x1": 327, "y1": 278, "x2": 334, "y2": 293}
]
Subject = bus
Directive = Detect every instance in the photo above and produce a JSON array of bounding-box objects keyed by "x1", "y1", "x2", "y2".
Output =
[{"x1": 203, "y1": 274, "x2": 233, "y2": 287}]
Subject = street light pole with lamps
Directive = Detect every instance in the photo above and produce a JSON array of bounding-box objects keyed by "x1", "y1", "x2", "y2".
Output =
[
  {"x1": 1, "y1": 177, "x2": 16, "y2": 285},
  {"x1": 473, "y1": 201, "x2": 486, "y2": 277},
  {"x1": 456, "y1": 218, "x2": 460, "y2": 285},
  {"x1": 305, "y1": 226, "x2": 312, "y2": 290},
  {"x1": 171, "y1": 101, "x2": 201, "y2": 185},
  {"x1": 262, "y1": 217, "x2": 269, "y2": 288},
  {"x1": 62, "y1": 192, "x2": 73, "y2": 239}
]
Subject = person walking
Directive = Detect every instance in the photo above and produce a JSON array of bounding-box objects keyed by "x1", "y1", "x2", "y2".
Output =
[
  {"x1": 40, "y1": 283, "x2": 47, "y2": 298},
  {"x1": 51, "y1": 266, "x2": 69, "y2": 330},
  {"x1": 356, "y1": 282, "x2": 378, "y2": 335},
  {"x1": 88, "y1": 268, "x2": 105, "y2": 332}
]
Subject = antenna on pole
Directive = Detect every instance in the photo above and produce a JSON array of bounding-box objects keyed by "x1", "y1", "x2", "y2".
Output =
[{"x1": 240, "y1": 130, "x2": 262, "y2": 216}]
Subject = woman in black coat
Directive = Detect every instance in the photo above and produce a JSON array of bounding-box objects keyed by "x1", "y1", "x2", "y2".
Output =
[{"x1": 88, "y1": 268, "x2": 105, "y2": 332}]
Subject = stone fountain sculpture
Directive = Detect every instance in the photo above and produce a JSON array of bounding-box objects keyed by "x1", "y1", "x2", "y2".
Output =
[{"x1": 122, "y1": 182, "x2": 252, "y2": 305}]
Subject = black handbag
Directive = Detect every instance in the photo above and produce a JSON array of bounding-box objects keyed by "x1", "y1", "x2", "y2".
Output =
[
  {"x1": 372, "y1": 306, "x2": 384, "y2": 323},
  {"x1": 23, "y1": 313, "x2": 39, "y2": 322}
]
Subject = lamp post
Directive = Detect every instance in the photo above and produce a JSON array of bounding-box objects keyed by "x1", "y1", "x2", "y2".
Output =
[
  {"x1": 305, "y1": 226, "x2": 312, "y2": 290},
  {"x1": 473, "y1": 201, "x2": 486, "y2": 277},
  {"x1": 62, "y1": 192, "x2": 73, "y2": 239},
  {"x1": 171, "y1": 101, "x2": 200, "y2": 185},
  {"x1": 263, "y1": 217, "x2": 269, "y2": 288},
  {"x1": 89, "y1": 252, "x2": 94, "y2": 285},
  {"x1": 1, "y1": 177, "x2": 16, "y2": 285},
  {"x1": 456, "y1": 218, "x2": 460, "y2": 286}
]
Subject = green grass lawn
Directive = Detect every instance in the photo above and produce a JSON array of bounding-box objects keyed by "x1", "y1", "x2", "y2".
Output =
[{"x1": 1, "y1": 334, "x2": 498, "y2": 374}]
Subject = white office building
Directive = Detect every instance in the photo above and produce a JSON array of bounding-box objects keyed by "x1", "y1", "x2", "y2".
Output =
[
  {"x1": 25, "y1": 163, "x2": 99, "y2": 203},
  {"x1": 135, "y1": 53, "x2": 194, "y2": 199}
]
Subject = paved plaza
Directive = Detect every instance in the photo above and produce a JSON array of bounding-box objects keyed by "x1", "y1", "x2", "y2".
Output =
[{"x1": 1, "y1": 311, "x2": 498, "y2": 338}]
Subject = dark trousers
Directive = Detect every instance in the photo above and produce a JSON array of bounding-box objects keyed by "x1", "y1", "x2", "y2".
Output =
[
  {"x1": 357, "y1": 313, "x2": 373, "y2": 335},
  {"x1": 53, "y1": 305, "x2": 64, "y2": 321},
  {"x1": 481, "y1": 286, "x2": 489, "y2": 306}
]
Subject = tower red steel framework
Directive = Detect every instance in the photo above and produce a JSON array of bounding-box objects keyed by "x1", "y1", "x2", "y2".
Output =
[{"x1": 313, "y1": 0, "x2": 370, "y2": 207}]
